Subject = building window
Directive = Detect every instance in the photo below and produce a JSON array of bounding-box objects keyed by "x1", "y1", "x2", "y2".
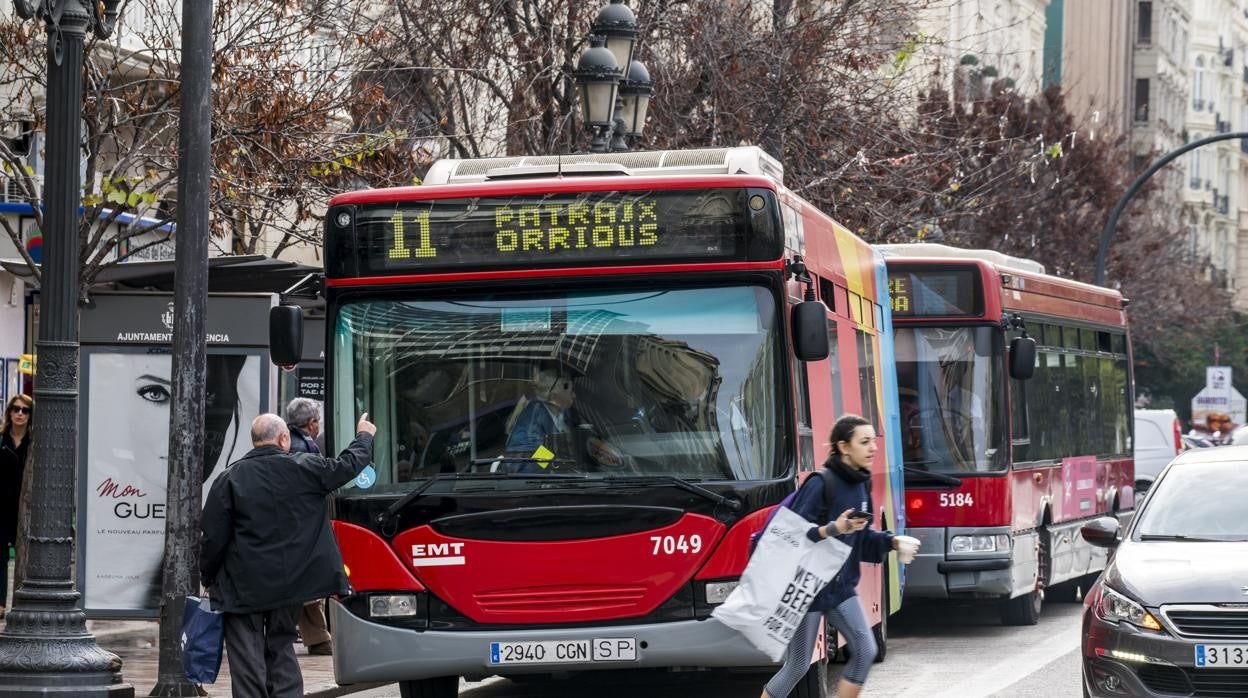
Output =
[
  {"x1": 1194, "y1": 56, "x2": 1205, "y2": 109},
  {"x1": 1134, "y1": 79, "x2": 1150, "y2": 122},
  {"x1": 1138, "y1": 1, "x2": 1152, "y2": 43}
]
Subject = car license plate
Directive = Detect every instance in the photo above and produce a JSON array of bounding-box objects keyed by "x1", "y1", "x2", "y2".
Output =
[
  {"x1": 1195, "y1": 644, "x2": 1248, "y2": 667},
  {"x1": 489, "y1": 638, "x2": 637, "y2": 665}
]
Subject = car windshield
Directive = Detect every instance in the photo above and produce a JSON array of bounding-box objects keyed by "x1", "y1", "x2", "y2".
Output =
[
  {"x1": 1133, "y1": 460, "x2": 1248, "y2": 541},
  {"x1": 894, "y1": 326, "x2": 1006, "y2": 473},
  {"x1": 331, "y1": 284, "x2": 785, "y2": 492}
]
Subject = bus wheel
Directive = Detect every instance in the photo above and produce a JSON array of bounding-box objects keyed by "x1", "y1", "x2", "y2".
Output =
[
  {"x1": 399, "y1": 676, "x2": 458, "y2": 698},
  {"x1": 1000, "y1": 530, "x2": 1048, "y2": 626},
  {"x1": 792, "y1": 655, "x2": 830, "y2": 698}
]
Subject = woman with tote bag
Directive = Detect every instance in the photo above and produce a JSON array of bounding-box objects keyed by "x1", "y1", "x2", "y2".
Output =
[{"x1": 759, "y1": 414, "x2": 918, "y2": 698}]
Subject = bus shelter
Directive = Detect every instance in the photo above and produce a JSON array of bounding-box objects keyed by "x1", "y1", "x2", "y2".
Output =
[{"x1": 74, "y1": 292, "x2": 276, "y2": 617}]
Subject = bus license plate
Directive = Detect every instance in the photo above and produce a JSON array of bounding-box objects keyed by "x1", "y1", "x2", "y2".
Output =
[
  {"x1": 1195, "y1": 644, "x2": 1248, "y2": 667},
  {"x1": 489, "y1": 638, "x2": 637, "y2": 665}
]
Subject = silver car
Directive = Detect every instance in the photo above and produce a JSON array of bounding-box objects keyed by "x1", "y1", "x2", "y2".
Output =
[{"x1": 1081, "y1": 446, "x2": 1248, "y2": 697}]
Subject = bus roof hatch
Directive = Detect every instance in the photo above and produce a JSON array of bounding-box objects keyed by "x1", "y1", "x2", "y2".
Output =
[{"x1": 422, "y1": 146, "x2": 785, "y2": 186}]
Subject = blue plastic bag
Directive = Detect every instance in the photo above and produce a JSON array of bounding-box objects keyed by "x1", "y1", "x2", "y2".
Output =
[{"x1": 181, "y1": 595, "x2": 224, "y2": 684}]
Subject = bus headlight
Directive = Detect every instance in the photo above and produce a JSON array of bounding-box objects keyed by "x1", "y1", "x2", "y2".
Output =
[
  {"x1": 704, "y1": 581, "x2": 739, "y2": 605},
  {"x1": 949, "y1": 534, "x2": 1011, "y2": 553},
  {"x1": 369, "y1": 594, "x2": 419, "y2": 618}
]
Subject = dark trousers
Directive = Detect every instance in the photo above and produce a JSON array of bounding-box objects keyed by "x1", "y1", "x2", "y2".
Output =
[
  {"x1": 223, "y1": 604, "x2": 303, "y2": 698},
  {"x1": 0, "y1": 544, "x2": 8, "y2": 609}
]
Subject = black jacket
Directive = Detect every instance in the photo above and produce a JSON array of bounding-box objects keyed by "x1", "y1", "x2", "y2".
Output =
[
  {"x1": 287, "y1": 425, "x2": 320, "y2": 454},
  {"x1": 0, "y1": 432, "x2": 29, "y2": 546},
  {"x1": 200, "y1": 433, "x2": 373, "y2": 613}
]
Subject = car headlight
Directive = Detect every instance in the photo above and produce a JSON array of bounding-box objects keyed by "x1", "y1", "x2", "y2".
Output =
[
  {"x1": 1094, "y1": 586, "x2": 1162, "y2": 631},
  {"x1": 949, "y1": 534, "x2": 1011, "y2": 553}
]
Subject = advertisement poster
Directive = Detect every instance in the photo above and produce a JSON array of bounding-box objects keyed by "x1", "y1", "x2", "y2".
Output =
[
  {"x1": 82, "y1": 351, "x2": 262, "y2": 614},
  {"x1": 1192, "y1": 366, "x2": 1246, "y2": 432}
]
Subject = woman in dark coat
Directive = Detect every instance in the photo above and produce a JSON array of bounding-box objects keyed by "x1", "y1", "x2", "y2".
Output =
[{"x1": 0, "y1": 393, "x2": 33, "y2": 619}]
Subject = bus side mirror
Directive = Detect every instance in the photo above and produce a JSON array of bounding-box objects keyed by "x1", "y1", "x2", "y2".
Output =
[
  {"x1": 270, "y1": 305, "x2": 304, "y2": 368},
  {"x1": 1009, "y1": 336, "x2": 1036, "y2": 380},
  {"x1": 791, "y1": 300, "x2": 829, "y2": 362}
]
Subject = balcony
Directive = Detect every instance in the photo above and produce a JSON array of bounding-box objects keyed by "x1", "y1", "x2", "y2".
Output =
[{"x1": 0, "y1": 174, "x2": 41, "y2": 203}]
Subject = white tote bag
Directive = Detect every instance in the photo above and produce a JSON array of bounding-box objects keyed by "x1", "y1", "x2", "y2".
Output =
[{"x1": 712, "y1": 507, "x2": 851, "y2": 661}]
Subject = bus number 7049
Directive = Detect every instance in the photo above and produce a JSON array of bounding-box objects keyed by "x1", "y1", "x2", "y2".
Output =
[{"x1": 649, "y1": 535, "x2": 703, "y2": 555}]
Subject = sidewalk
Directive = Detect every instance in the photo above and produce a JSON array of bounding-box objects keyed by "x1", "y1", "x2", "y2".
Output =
[{"x1": 6, "y1": 618, "x2": 389, "y2": 698}]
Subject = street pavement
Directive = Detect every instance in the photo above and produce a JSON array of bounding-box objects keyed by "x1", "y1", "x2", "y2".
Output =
[
  {"x1": 0, "y1": 616, "x2": 382, "y2": 698},
  {"x1": 345, "y1": 597, "x2": 1086, "y2": 697},
  {"x1": 4, "y1": 552, "x2": 1085, "y2": 697}
]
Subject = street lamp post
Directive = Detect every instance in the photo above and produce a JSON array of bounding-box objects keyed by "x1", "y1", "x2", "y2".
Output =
[
  {"x1": 0, "y1": 0, "x2": 133, "y2": 695},
  {"x1": 574, "y1": 0, "x2": 654, "y2": 153}
]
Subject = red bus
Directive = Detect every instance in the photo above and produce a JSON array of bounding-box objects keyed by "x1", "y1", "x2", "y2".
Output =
[
  {"x1": 269, "y1": 147, "x2": 905, "y2": 697},
  {"x1": 879, "y1": 244, "x2": 1134, "y2": 626}
]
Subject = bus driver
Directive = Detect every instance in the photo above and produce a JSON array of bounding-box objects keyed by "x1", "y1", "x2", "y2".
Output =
[{"x1": 502, "y1": 368, "x2": 577, "y2": 473}]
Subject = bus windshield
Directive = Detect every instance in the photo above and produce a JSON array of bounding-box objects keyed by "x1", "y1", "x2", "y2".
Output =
[
  {"x1": 331, "y1": 284, "x2": 785, "y2": 491},
  {"x1": 895, "y1": 326, "x2": 1006, "y2": 474}
]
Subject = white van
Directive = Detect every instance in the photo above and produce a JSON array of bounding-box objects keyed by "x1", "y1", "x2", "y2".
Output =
[{"x1": 1134, "y1": 408, "x2": 1181, "y2": 494}]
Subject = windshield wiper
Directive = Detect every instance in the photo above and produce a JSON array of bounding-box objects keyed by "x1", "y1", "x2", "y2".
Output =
[
  {"x1": 903, "y1": 465, "x2": 963, "y2": 486},
  {"x1": 598, "y1": 475, "x2": 743, "y2": 512},
  {"x1": 1138, "y1": 534, "x2": 1225, "y2": 542},
  {"x1": 377, "y1": 469, "x2": 585, "y2": 524}
]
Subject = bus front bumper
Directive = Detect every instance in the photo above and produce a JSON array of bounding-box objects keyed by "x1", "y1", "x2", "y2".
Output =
[
  {"x1": 329, "y1": 599, "x2": 777, "y2": 684},
  {"x1": 902, "y1": 527, "x2": 1035, "y2": 599}
]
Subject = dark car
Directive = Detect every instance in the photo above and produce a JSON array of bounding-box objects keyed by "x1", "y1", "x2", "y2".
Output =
[{"x1": 1081, "y1": 446, "x2": 1248, "y2": 697}]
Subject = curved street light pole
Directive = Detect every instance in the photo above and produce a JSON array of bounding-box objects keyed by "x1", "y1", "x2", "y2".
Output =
[{"x1": 1095, "y1": 131, "x2": 1248, "y2": 286}]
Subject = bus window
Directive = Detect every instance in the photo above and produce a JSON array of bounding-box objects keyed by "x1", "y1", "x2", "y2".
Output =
[
  {"x1": 826, "y1": 318, "x2": 843, "y2": 417},
  {"x1": 894, "y1": 326, "x2": 1005, "y2": 473},
  {"x1": 855, "y1": 330, "x2": 880, "y2": 431},
  {"x1": 1010, "y1": 378, "x2": 1030, "y2": 459},
  {"x1": 819, "y1": 277, "x2": 835, "y2": 312},
  {"x1": 332, "y1": 284, "x2": 787, "y2": 487}
]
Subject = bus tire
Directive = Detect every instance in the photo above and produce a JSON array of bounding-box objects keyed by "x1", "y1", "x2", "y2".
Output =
[
  {"x1": 399, "y1": 676, "x2": 458, "y2": 698},
  {"x1": 1000, "y1": 529, "x2": 1049, "y2": 625},
  {"x1": 791, "y1": 655, "x2": 830, "y2": 698}
]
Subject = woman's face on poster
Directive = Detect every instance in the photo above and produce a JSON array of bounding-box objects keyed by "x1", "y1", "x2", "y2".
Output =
[{"x1": 126, "y1": 357, "x2": 174, "y2": 467}]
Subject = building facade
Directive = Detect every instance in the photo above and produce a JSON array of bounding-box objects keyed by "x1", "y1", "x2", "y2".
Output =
[
  {"x1": 916, "y1": 0, "x2": 1053, "y2": 98},
  {"x1": 1179, "y1": 0, "x2": 1242, "y2": 299}
]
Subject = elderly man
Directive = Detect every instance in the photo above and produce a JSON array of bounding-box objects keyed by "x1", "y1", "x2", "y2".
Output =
[
  {"x1": 285, "y1": 397, "x2": 321, "y2": 455},
  {"x1": 201, "y1": 412, "x2": 375, "y2": 698},
  {"x1": 284, "y1": 398, "x2": 333, "y2": 655}
]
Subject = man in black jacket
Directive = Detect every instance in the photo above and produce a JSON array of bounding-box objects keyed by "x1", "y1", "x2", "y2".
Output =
[
  {"x1": 201, "y1": 411, "x2": 375, "y2": 698},
  {"x1": 283, "y1": 397, "x2": 334, "y2": 655}
]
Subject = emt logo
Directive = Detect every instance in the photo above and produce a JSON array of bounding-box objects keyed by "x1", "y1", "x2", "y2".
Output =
[{"x1": 412, "y1": 542, "x2": 466, "y2": 567}]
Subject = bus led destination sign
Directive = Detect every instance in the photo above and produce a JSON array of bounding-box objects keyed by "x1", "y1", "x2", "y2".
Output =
[
  {"x1": 887, "y1": 268, "x2": 981, "y2": 317},
  {"x1": 346, "y1": 188, "x2": 774, "y2": 273}
]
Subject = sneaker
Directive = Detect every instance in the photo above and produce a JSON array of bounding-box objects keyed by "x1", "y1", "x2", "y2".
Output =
[{"x1": 308, "y1": 641, "x2": 333, "y2": 656}]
